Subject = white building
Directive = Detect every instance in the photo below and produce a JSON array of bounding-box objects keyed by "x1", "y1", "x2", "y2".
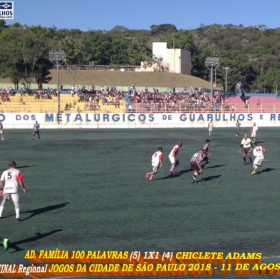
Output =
[{"x1": 141, "y1": 42, "x2": 191, "y2": 75}]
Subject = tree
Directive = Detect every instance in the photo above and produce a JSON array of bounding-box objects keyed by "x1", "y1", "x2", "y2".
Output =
[
  {"x1": 33, "y1": 58, "x2": 52, "y2": 89},
  {"x1": 0, "y1": 19, "x2": 8, "y2": 34},
  {"x1": 0, "y1": 24, "x2": 52, "y2": 88},
  {"x1": 84, "y1": 31, "x2": 112, "y2": 65},
  {"x1": 0, "y1": 31, "x2": 26, "y2": 89}
]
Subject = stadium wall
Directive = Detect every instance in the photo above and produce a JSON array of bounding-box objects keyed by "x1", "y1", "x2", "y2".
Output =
[{"x1": 1, "y1": 113, "x2": 280, "y2": 128}]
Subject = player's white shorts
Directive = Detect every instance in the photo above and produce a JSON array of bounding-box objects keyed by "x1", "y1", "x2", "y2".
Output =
[
  {"x1": 152, "y1": 160, "x2": 159, "y2": 167},
  {"x1": 0, "y1": 130, "x2": 3, "y2": 134},
  {"x1": 169, "y1": 155, "x2": 176, "y2": 164},
  {"x1": 251, "y1": 133, "x2": 256, "y2": 137},
  {"x1": 253, "y1": 156, "x2": 264, "y2": 167},
  {"x1": 3, "y1": 193, "x2": 19, "y2": 201}
]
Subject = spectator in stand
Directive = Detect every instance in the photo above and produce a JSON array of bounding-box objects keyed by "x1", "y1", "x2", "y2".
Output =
[
  {"x1": 19, "y1": 97, "x2": 25, "y2": 105},
  {"x1": 70, "y1": 85, "x2": 75, "y2": 96}
]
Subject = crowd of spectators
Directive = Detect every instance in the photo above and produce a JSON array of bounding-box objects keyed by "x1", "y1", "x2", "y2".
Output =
[
  {"x1": 0, "y1": 87, "x2": 16, "y2": 102},
  {"x1": 0, "y1": 84, "x2": 247, "y2": 113},
  {"x1": 20, "y1": 88, "x2": 58, "y2": 99},
  {"x1": 67, "y1": 84, "x2": 233, "y2": 113},
  {"x1": 125, "y1": 86, "x2": 230, "y2": 112},
  {"x1": 70, "y1": 85, "x2": 124, "y2": 110}
]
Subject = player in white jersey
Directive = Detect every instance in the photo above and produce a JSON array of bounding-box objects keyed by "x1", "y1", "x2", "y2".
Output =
[
  {"x1": 146, "y1": 147, "x2": 163, "y2": 181},
  {"x1": 239, "y1": 134, "x2": 253, "y2": 165},
  {"x1": 252, "y1": 143, "x2": 266, "y2": 175},
  {"x1": 0, "y1": 161, "x2": 27, "y2": 221},
  {"x1": 208, "y1": 120, "x2": 214, "y2": 136},
  {"x1": 250, "y1": 122, "x2": 258, "y2": 143},
  {"x1": 168, "y1": 141, "x2": 182, "y2": 176}
]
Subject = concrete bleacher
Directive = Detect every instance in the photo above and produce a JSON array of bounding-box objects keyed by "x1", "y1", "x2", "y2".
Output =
[
  {"x1": 62, "y1": 95, "x2": 126, "y2": 113},
  {"x1": 0, "y1": 95, "x2": 58, "y2": 113},
  {"x1": 0, "y1": 94, "x2": 126, "y2": 113},
  {"x1": 225, "y1": 95, "x2": 280, "y2": 113}
]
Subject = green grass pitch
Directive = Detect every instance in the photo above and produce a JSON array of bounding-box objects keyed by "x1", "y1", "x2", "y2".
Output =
[{"x1": 0, "y1": 128, "x2": 279, "y2": 275}]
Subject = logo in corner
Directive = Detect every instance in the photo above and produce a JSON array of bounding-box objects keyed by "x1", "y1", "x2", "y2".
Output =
[{"x1": 0, "y1": 2, "x2": 13, "y2": 19}]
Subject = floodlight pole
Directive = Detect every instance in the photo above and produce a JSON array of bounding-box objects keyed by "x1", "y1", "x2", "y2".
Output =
[
  {"x1": 49, "y1": 50, "x2": 66, "y2": 118},
  {"x1": 56, "y1": 61, "x2": 60, "y2": 112},
  {"x1": 205, "y1": 57, "x2": 220, "y2": 105},
  {"x1": 210, "y1": 66, "x2": 213, "y2": 103}
]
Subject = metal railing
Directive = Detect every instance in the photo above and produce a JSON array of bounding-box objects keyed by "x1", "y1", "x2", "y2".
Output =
[
  {"x1": 0, "y1": 101, "x2": 279, "y2": 114},
  {"x1": 129, "y1": 103, "x2": 280, "y2": 114}
]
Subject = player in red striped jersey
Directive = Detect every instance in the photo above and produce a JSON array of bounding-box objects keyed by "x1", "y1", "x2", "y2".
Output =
[
  {"x1": 168, "y1": 141, "x2": 182, "y2": 176},
  {"x1": 146, "y1": 147, "x2": 163, "y2": 181},
  {"x1": 0, "y1": 161, "x2": 27, "y2": 221},
  {"x1": 252, "y1": 143, "x2": 266, "y2": 175},
  {"x1": 250, "y1": 122, "x2": 258, "y2": 143}
]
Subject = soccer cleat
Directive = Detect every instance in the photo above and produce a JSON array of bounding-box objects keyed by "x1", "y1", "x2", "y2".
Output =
[
  {"x1": 3, "y1": 239, "x2": 9, "y2": 251},
  {"x1": 149, "y1": 178, "x2": 154, "y2": 181},
  {"x1": 170, "y1": 171, "x2": 175, "y2": 177},
  {"x1": 243, "y1": 162, "x2": 247, "y2": 165},
  {"x1": 192, "y1": 175, "x2": 197, "y2": 183},
  {"x1": 146, "y1": 173, "x2": 149, "y2": 179},
  {"x1": 16, "y1": 217, "x2": 21, "y2": 221},
  {"x1": 251, "y1": 171, "x2": 256, "y2": 175}
]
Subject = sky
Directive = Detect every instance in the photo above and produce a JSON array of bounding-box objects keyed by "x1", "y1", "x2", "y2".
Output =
[{"x1": 3, "y1": 0, "x2": 280, "y2": 31}]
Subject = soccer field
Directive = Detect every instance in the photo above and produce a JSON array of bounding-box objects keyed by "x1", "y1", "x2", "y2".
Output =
[{"x1": 0, "y1": 128, "x2": 279, "y2": 276}]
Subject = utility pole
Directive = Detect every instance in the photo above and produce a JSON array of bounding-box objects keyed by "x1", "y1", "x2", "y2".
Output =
[{"x1": 222, "y1": 67, "x2": 230, "y2": 91}]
